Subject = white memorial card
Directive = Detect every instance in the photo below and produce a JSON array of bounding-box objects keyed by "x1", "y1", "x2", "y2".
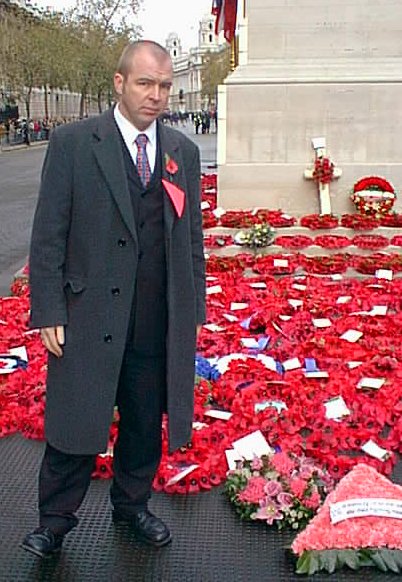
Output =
[
  {"x1": 370, "y1": 305, "x2": 388, "y2": 316},
  {"x1": 166, "y1": 464, "x2": 199, "y2": 486},
  {"x1": 357, "y1": 377, "x2": 385, "y2": 390},
  {"x1": 192, "y1": 422, "x2": 208, "y2": 431},
  {"x1": 375, "y1": 269, "x2": 393, "y2": 281},
  {"x1": 330, "y1": 498, "x2": 402, "y2": 524},
  {"x1": 273, "y1": 259, "x2": 289, "y2": 268},
  {"x1": 249, "y1": 282, "x2": 267, "y2": 289},
  {"x1": 312, "y1": 137, "x2": 326, "y2": 150},
  {"x1": 282, "y1": 357, "x2": 302, "y2": 371},
  {"x1": 225, "y1": 449, "x2": 243, "y2": 471},
  {"x1": 0, "y1": 346, "x2": 28, "y2": 375},
  {"x1": 336, "y1": 296, "x2": 352, "y2": 304},
  {"x1": 222, "y1": 313, "x2": 239, "y2": 323},
  {"x1": 305, "y1": 371, "x2": 329, "y2": 379},
  {"x1": 313, "y1": 318, "x2": 332, "y2": 328},
  {"x1": 340, "y1": 329, "x2": 363, "y2": 343},
  {"x1": 230, "y1": 302, "x2": 249, "y2": 311},
  {"x1": 324, "y1": 396, "x2": 351, "y2": 420},
  {"x1": 206, "y1": 285, "x2": 223, "y2": 295},
  {"x1": 347, "y1": 361, "x2": 363, "y2": 369},
  {"x1": 232, "y1": 430, "x2": 274, "y2": 460},
  {"x1": 203, "y1": 323, "x2": 225, "y2": 333},
  {"x1": 204, "y1": 409, "x2": 233, "y2": 421},
  {"x1": 240, "y1": 338, "x2": 260, "y2": 349},
  {"x1": 361, "y1": 440, "x2": 390, "y2": 461}
]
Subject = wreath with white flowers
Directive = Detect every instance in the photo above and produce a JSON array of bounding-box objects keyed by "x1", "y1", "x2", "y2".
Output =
[
  {"x1": 234, "y1": 223, "x2": 275, "y2": 249},
  {"x1": 350, "y1": 176, "x2": 396, "y2": 217}
]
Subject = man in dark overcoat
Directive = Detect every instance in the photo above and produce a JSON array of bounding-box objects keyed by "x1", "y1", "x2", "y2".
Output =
[{"x1": 22, "y1": 40, "x2": 206, "y2": 558}]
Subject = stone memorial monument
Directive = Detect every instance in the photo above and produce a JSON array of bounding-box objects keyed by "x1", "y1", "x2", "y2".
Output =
[{"x1": 217, "y1": 0, "x2": 402, "y2": 215}]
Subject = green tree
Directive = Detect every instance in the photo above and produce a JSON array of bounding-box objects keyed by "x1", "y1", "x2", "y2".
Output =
[
  {"x1": 65, "y1": 0, "x2": 142, "y2": 117},
  {"x1": 201, "y1": 46, "x2": 232, "y2": 107}
]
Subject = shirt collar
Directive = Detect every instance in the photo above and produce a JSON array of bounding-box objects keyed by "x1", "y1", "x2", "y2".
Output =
[{"x1": 114, "y1": 103, "x2": 157, "y2": 148}]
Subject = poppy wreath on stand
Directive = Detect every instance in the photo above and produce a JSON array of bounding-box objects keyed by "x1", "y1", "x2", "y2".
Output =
[{"x1": 350, "y1": 176, "x2": 396, "y2": 217}]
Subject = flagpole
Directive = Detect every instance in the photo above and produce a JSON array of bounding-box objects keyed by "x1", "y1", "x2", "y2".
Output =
[{"x1": 230, "y1": 35, "x2": 237, "y2": 71}]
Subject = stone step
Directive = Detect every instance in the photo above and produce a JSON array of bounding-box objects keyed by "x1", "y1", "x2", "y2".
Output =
[
  {"x1": 205, "y1": 225, "x2": 402, "y2": 237},
  {"x1": 204, "y1": 244, "x2": 402, "y2": 257}
]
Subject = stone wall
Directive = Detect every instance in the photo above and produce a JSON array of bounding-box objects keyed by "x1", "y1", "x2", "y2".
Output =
[{"x1": 218, "y1": 0, "x2": 402, "y2": 215}]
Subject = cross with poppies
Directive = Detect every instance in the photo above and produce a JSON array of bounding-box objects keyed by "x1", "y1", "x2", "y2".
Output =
[{"x1": 304, "y1": 137, "x2": 342, "y2": 215}]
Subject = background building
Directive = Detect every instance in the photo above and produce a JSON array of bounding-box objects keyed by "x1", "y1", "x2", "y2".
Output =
[
  {"x1": 1, "y1": 5, "x2": 225, "y2": 121},
  {"x1": 166, "y1": 14, "x2": 224, "y2": 113}
]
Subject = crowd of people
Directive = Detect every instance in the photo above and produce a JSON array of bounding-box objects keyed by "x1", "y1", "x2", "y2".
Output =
[
  {"x1": 161, "y1": 109, "x2": 217, "y2": 134},
  {"x1": 1, "y1": 109, "x2": 217, "y2": 148},
  {"x1": 0, "y1": 117, "x2": 78, "y2": 147}
]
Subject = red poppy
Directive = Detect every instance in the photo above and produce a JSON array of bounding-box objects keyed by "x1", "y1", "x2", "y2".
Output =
[{"x1": 165, "y1": 156, "x2": 178, "y2": 175}]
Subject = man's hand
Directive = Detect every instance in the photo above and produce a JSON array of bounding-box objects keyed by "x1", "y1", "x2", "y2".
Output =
[
  {"x1": 40, "y1": 326, "x2": 65, "y2": 357},
  {"x1": 196, "y1": 324, "x2": 202, "y2": 338}
]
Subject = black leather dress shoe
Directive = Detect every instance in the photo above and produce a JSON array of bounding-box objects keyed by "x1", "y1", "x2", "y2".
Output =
[
  {"x1": 113, "y1": 509, "x2": 172, "y2": 547},
  {"x1": 20, "y1": 527, "x2": 63, "y2": 558}
]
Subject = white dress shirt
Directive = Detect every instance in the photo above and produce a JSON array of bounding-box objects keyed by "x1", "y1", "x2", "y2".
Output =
[{"x1": 113, "y1": 104, "x2": 157, "y2": 172}]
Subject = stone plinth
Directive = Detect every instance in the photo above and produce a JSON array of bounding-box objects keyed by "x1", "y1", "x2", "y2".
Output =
[{"x1": 218, "y1": 0, "x2": 402, "y2": 215}]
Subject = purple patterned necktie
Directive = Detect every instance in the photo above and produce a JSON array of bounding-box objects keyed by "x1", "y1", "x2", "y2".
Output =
[{"x1": 135, "y1": 133, "x2": 151, "y2": 187}]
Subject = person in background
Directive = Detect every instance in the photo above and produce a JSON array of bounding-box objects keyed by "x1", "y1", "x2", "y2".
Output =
[{"x1": 22, "y1": 39, "x2": 206, "y2": 558}]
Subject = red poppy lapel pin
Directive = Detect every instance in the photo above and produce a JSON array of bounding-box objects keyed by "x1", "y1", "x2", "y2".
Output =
[{"x1": 162, "y1": 153, "x2": 185, "y2": 218}]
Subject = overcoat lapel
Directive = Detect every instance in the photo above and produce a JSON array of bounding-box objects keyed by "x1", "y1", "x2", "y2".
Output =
[
  {"x1": 92, "y1": 109, "x2": 137, "y2": 242},
  {"x1": 158, "y1": 121, "x2": 183, "y2": 237}
]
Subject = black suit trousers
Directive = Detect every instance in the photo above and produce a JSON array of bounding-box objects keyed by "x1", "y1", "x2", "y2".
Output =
[{"x1": 39, "y1": 346, "x2": 167, "y2": 535}]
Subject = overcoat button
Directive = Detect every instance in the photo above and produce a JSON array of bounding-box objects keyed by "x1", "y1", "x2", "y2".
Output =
[
  {"x1": 140, "y1": 221, "x2": 145, "y2": 228},
  {"x1": 111, "y1": 287, "x2": 120, "y2": 296},
  {"x1": 138, "y1": 251, "x2": 144, "y2": 259},
  {"x1": 104, "y1": 334, "x2": 112, "y2": 343},
  {"x1": 118, "y1": 239, "x2": 127, "y2": 247}
]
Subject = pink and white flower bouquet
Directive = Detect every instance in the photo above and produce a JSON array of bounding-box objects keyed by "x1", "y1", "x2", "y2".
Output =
[
  {"x1": 292, "y1": 463, "x2": 402, "y2": 575},
  {"x1": 224, "y1": 451, "x2": 334, "y2": 530}
]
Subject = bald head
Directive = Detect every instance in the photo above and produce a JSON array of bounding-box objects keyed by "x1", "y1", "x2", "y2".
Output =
[
  {"x1": 113, "y1": 39, "x2": 173, "y2": 131},
  {"x1": 116, "y1": 40, "x2": 172, "y2": 78}
]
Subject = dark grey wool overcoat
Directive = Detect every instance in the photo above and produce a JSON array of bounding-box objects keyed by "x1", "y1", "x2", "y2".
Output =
[{"x1": 29, "y1": 108, "x2": 206, "y2": 455}]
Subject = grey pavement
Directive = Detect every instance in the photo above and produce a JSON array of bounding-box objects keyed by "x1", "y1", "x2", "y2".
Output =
[{"x1": 0, "y1": 122, "x2": 216, "y2": 296}]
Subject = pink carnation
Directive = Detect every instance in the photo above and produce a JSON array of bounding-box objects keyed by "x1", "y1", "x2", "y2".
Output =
[
  {"x1": 290, "y1": 477, "x2": 308, "y2": 499},
  {"x1": 303, "y1": 489, "x2": 321, "y2": 510},
  {"x1": 237, "y1": 476, "x2": 267, "y2": 504},
  {"x1": 271, "y1": 452, "x2": 297, "y2": 477}
]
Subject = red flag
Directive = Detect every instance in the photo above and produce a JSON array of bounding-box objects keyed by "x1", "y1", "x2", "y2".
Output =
[
  {"x1": 213, "y1": 0, "x2": 238, "y2": 43},
  {"x1": 211, "y1": 0, "x2": 221, "y2": 16}
]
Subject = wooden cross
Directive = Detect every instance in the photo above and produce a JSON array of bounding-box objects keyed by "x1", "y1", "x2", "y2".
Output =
[{"x1": 304, "y1": 138, "x2": 342, "y2": 215}]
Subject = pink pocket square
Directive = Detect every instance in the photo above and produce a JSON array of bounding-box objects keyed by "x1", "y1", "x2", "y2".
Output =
[{"x1": 162, "y1": 178, "x2": 185, "y2": 218}]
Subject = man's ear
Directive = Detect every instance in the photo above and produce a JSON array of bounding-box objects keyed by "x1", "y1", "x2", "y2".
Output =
[{"x1": 114, "y1": 73, "x2": 124, "y2": 95}]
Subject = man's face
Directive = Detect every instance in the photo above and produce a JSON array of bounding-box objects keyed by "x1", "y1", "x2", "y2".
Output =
[{"x1": 114, "y1": 48, "x2": 173, "y2": 131}]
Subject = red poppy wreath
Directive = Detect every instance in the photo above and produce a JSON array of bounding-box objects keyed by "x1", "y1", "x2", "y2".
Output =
[{"x1": 350, "y1": 176, "x2": 396, "y2": 217}]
